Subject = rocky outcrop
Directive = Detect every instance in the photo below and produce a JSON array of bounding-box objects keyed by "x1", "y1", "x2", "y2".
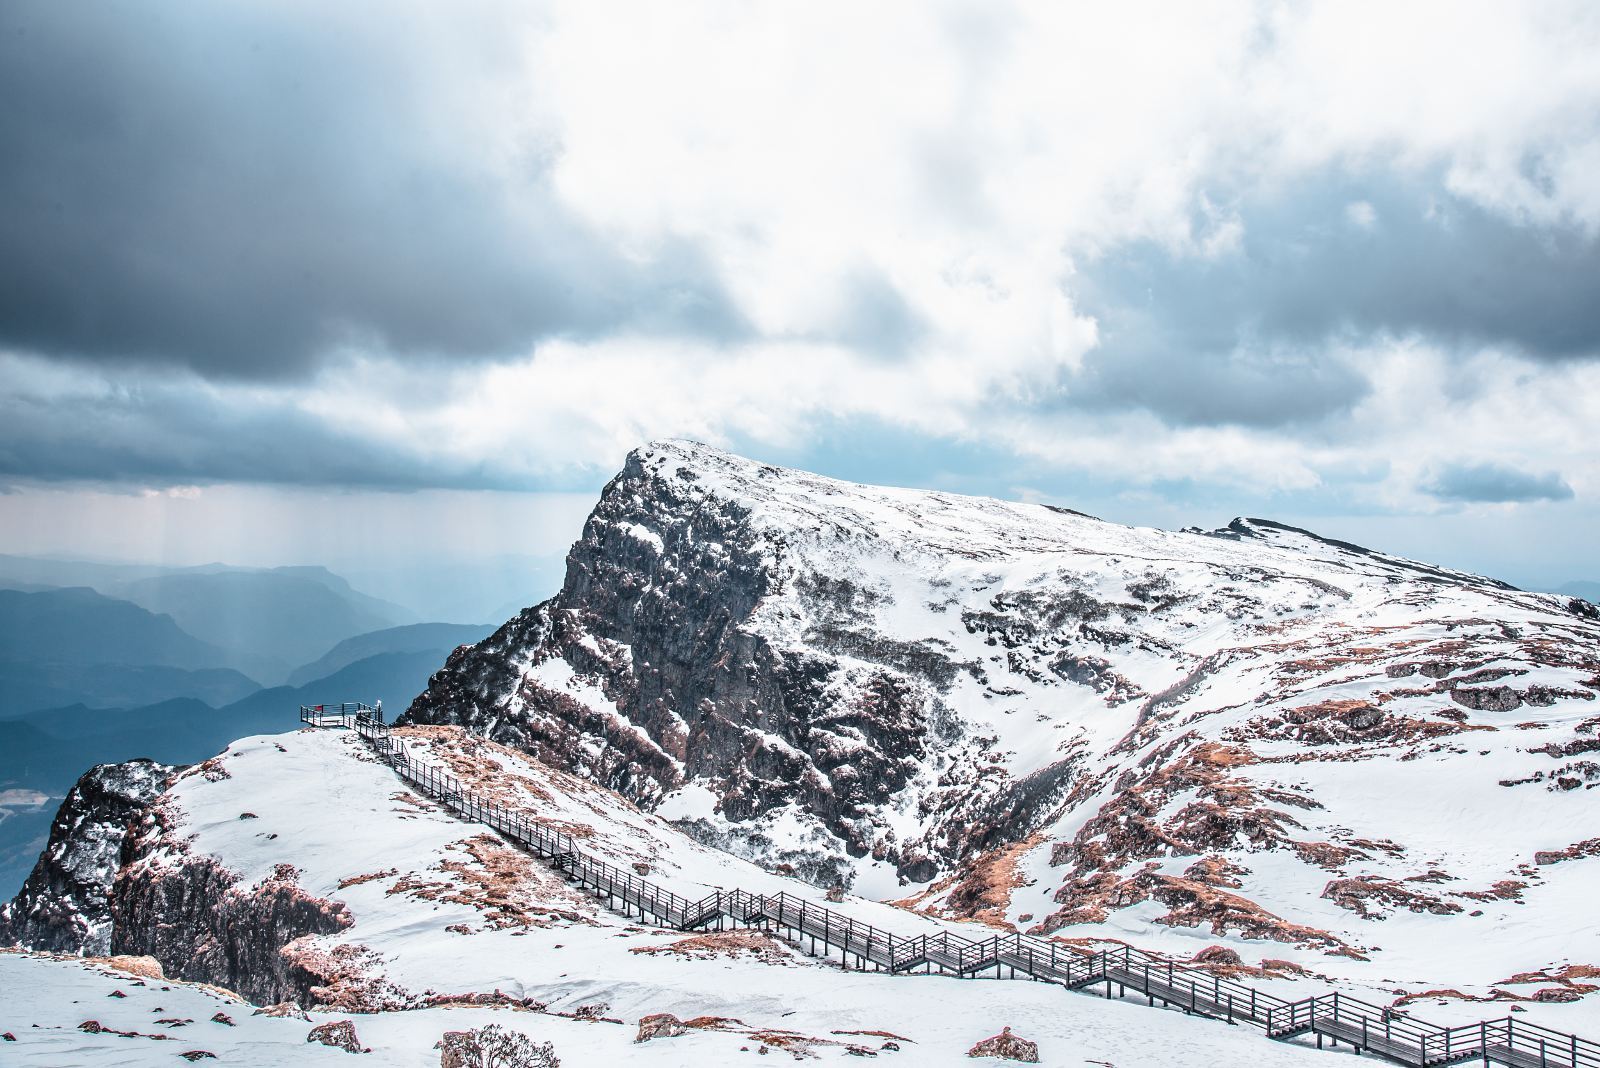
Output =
[
  {"x1": 966, "y1": 1026, "x2": 1040, "y2": 1061},
  {"x1": 0, "y1": 759, "x2": 181, "y2": 954},
  {"x1": 307, "y1": 1019, "x2": 365, "y2": 1053},
  {"x1": 635, "y1": 1013, "x2": 688, "y2": 1042},
  {"x1": 110, "y1": 855, "x2": 353, "y2": 1006}
]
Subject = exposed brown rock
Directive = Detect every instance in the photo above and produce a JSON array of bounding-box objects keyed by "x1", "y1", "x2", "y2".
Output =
[
  {"x1": 336, "y1": 869, "x2": 398, "y2": 890},
  {"x1": 940, "y1": 835, "x2": 1042, "y2": 927},
  {"x1": 1322, "y1": 876, "x2": 1463, "y2": 919},
  {"x1": 306, "y1": 1019, "x2": 365, "y2": 1053},
  {"x1": 1533, "y1": 838, "x2": 1600, "y2": 866},
  {"x1": 635, "y1": 1013, "x2": 688, "y2": 1042},
  {"x1": 1190, "y1": 945, "x2": 1242, "y2": 966},
  {"x1": 91, "y1": 955, "x2": 165, "y2": 980},
  {"x1": 1531, "y1": 987, "x2": 1586, "y2": 1003},
  {"x1": 629, "y1": 930, "x2": 793, "y2": 964},
  {"x1": 966, "y1": 1026, "x2": 1040, "y2": 1062},
  {"x1": 387, "y1": 833, "x2": 595, "y2": 929},
  {"x1": 111, "y1": 856, "x2": 354, "y2": 1006}
]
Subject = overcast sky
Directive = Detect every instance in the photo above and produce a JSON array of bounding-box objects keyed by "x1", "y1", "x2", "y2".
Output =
[{"x1": 2, "y1": 0, "x2": 1597, "y2": 595}]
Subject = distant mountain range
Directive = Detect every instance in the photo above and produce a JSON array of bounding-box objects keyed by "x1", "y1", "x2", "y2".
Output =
[
  {"x1": 0, "y1": 644, "x2": 474, "y2": 898},
  {"x1": 0, "y1": 586, "x2": 228, "y2": 670},
  {"x1": 286, "y1": 621, "x2": 495, "y2": 687},
  {"x1": 1560, "y1": 580, "x2": 1600, "y2": 604},
  {"x1": 0, "y1": 556, "x2": 418, "y2": 686},
  {"x1": 104, "y1": 567, "x2": 416, "y2": 683},
  {"x1": 0, "y1": 555, "x2": 500, "y2": 898}
]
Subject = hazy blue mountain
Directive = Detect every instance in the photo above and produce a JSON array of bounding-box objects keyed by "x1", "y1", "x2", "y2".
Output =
[
  {"x1": 0, "y1": 662, "x2": 260, "y2": 720},
  {"x1": 1559, "y1": 581, "x2": 1600, "y2": 604},
  {"x1": 343, "y1": 553, "x2": 565, "y2": 624},
  {"x1": 0, "y1": 587, "x2": 227, "y2": 669},
  {"x1": 0, "y1": 587, "x2": 259, "y2": 719},
  {"x1": 0, "y1": 645, "x2": 455, "y2": 897},
  {"x1": 287, "y1": 622, "x2": 495, "y2": 687},
  {"x1": 107, "y1": 568, "x2": 416, "y2": 684},
  {"x1": 0, "y1": 554, "x2": 179, "y2": 590}
]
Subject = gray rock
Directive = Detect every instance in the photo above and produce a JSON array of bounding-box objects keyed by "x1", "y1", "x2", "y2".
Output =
[{"x1": 0, "y1": 759, "x2": 180, "y2": 954}]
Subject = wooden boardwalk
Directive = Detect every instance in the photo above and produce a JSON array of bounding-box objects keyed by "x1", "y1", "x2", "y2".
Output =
[{"x1": 300, "y1": 702, "x2": 1600, "y2": 1068}]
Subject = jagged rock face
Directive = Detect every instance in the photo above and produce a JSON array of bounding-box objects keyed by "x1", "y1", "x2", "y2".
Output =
[
  {"x1": 406, "y1": 441, "x2": 1600, "y2": 944},
  {"x1": 0, "y1": 759, "x2": 180, "y2": 954},
  {"x1": 407, "y1": 445, "x2": 961, "y2": 885},
  {"x1": 107, "y1": 783, "x2": 354, "y2": 1007},
  {"x1": 109, "y1": 853, "x2": 353, "y2": 1005}
]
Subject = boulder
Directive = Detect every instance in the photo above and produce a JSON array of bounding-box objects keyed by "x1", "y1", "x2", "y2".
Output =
[
  {"x1": 966, "y1": 1026, "x2": 1040, "y2": 1062},
  {"x1": 253, "y1": 1002, "x2": 311, "y2": 1020},
  {"x1": 1190, "y1": 945, "x2": 1242, "y2": 966},
  {"x1": 635, "y1": 1013, "x2": 688, "y2": 1042},
  {"x1": 307, "y1": 1019, "x2": 366, "y2": 1053}
]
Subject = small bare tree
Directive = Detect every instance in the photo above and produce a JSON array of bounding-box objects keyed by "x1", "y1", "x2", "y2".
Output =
[{"x1": 438, "y1": 1025, "x2": 559, "y2": 1068}]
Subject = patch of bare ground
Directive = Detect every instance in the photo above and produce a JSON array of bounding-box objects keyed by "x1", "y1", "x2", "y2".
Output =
[
  {"x1": 336, "y1": 869, "x2": 397, "y2": 890},
  {"x1": 1292, "y1": 840, "x2": 1370, "y2": 870},
  {"x1": 391, "y1": 725, "x2": 655, "y2": 847},
  {"x1": 422, "y1": 990, "x2": 549, "y2": 1011},
  {"x1": 1153, "y1": 875, "x2": 1355, "y2": 953},
  {"x1": 386, "y1": 833, "x2": 597, "y2": 928},
  {"x1": 1040, "y1": 740, "x2": 1360, "y2": 952},
  {"x1": 937, "y1": 834, "x2": 1043, "y2": 927},
  {"x1": 832, "y1": 1029, "x2": 913, "y2": 1041},
  {"x1": 1346, "y1": 837, "x2": 1406, "y2": 857},
  {"x1": 1390, "y1": 988, "x2": 1523, "y2": 1009},
  {"x1": 744, "y1": 1027, "x2": 881, "y2": 1058},
  {"x1": 630, "y1": 930, "x2": 795, "y2": 965},
  {"x1": 1226, "y1": 699, "x2": 1483, "y2": 749},
  {"x1": 85, "y1": 955, "x2": 165, "y2": 980},
  {"x1": 1498, "y1": 964, "x2": 1600, "y2": 999},
  {"x1": 176, "y1": 757, "x2": 231, "y2": 784},
  {"x1": 1321, "y1": 876, "x2": 1463, "y2": 918},
  {"x1": 391, "y1": 726, "x2": 553, "y2": 804},
  {"x1": 1533, "y1": 838, "x2": 1600, "y2": 865},
  {"x1": 1457, "y1": 879, "x2": 1526, "y2": 903}
]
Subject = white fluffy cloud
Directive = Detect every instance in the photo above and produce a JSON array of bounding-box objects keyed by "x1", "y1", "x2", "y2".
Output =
[{"x1": 5, "y1": 0, "x2": 1600, "y2": 533}]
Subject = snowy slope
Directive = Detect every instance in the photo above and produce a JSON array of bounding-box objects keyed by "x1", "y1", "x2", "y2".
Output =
[
  {"x1": 404, "y1": 440, "x2": 1600, "y2": 1025},
  {"x1": 0, "y1": 726, "x2": 1354, "y2": 1067}
]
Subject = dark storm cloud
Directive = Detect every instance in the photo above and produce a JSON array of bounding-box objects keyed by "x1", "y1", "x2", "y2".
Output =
[
  {"x1": 0, "y1": 1, "x2": 747, "y2": 380},
  {"x1": 1424, "y1": 462, "x2": 1575, "y2": 504},
  {"x1": 0, "y1": 363, "x2": 566, "y2": 492},
  {"x1": 1067, "y1": 169, "x2": 1600, "y2": 427}
]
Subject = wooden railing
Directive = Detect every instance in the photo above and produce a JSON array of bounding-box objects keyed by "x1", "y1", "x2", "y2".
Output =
[{"x1": 300, "y1": 702, "x2": 1599, "y2": 1067}]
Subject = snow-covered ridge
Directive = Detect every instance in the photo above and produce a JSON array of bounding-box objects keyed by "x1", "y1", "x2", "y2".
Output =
[
  {"x1": 401, "y1": 439, "x2": 1600, "y2": 1029},
  {"x1": 1, "y1": 725, "x2": 1362, "y2": 1066}
]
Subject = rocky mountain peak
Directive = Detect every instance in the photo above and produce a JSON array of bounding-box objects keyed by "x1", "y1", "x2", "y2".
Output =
[{"x1": 404, "y1": 445, "x2": 1600, "y2": 959}]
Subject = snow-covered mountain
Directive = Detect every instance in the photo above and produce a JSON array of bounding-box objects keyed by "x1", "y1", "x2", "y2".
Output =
[
  {"x1": 4, "y1": 440, "x2": 1598, "y2": 1065},
  {"x1": 1, "y1": 727, "x2": 1344, "y2": 1066},
  {"x1": 405, "y1": 441, "x2": 1600, "y2": 1005}
]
